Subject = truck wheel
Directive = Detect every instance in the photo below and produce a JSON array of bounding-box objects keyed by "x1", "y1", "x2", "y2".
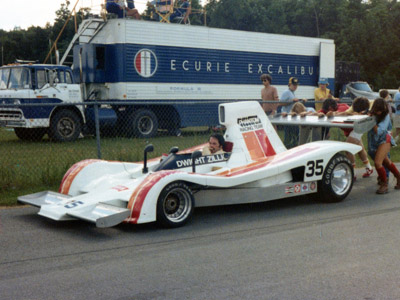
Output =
[
  {"x1": 157, "y1": 182, "x2": 194, "y2": 228},
  {"x1": 129, "y1": 109, "x2": 158, "y2": 138},
  {"x1": 315, "y1": 154, "x2": 354, "y2": 203},
  {"x1": 49, "y1": 110, "x2": 81, "y2": 142},
  {"x1": 14, "y1": 128, "x2": 46, "y2": 141},
  {"x1": 167, "y1": 127, "x2": 182, "y2": 137}
]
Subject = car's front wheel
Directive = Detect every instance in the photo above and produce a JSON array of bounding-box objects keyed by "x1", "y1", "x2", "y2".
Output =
[
  {"x1": 316, "y1": 153, "x2": 354, "y2": 203},
  {"x1": 157, "y1": 181, "x2": 194, "y2": 228}
]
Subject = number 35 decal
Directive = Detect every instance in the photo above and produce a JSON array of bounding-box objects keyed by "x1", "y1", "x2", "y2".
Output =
[{"x1": 306, "y1": 159, "x2": 324, "y2": 177}]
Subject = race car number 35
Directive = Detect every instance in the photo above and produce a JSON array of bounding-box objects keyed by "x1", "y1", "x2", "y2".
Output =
[{"x1": 305, "y1": 159, "x2": 324, "y2": 177}]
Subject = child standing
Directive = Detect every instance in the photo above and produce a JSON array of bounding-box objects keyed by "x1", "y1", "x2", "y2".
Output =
[
  {"x1": 334, "y1": 97, "x2": 373, "y2": 179},
  {"x1": 368, "y1": 98, "x2": 400, "y2": 194}
]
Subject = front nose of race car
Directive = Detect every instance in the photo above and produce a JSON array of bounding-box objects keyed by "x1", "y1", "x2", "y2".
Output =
[
  {"x1": 20, "y1": 175, "x2": 149, "y2": 227},
  {"x1": 57, "y1": 176, "x2": 153, "y2": 227},
  {"x1": 38, "y1": 198, "x2": 90, "y2": 221}
]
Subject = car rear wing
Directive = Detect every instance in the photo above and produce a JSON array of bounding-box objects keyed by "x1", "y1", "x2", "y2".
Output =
[{"x1": 270, "y1": 115, "x2": 376, "y2": 134}]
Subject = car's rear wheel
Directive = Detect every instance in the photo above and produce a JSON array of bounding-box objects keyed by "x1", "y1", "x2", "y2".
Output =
[
  {"x1": 157, "y1": 181, "x2": 194, "y2": 228},
  {"x1": 128, "y1": 109, "x2": 158, "y2": 138},
  {"x1": 316, "y1": 154, "x2": 354, "y2": 203}
]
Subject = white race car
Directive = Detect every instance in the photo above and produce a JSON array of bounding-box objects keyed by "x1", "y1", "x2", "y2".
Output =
[{"x1": 19, "y1": 101, "x2": 363, "y2": 228}]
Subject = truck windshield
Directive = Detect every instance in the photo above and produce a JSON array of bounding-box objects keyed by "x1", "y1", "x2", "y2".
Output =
[
  {"x1": 351, "y1": 82, "x2": 373, "y2": 92},
  {"x1": 8, "y1": 68, "x2": 31, "y2": 89},
  {"x1": 0, "y1": 68, "x2": 10, "y2": 89}
]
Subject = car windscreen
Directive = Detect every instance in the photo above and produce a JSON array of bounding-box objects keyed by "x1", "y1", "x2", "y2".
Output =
[
  {"x1": 8, "y1": 68, "x2": 31, "y2": 89},
  {"x1": 0, "y1": 68, "x2": 10, "y2": 89},
  {"x1": 351, "y1": 82, "x2": 372, "y2": 92}
]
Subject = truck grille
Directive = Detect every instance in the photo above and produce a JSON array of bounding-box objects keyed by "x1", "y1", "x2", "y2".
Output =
[{"x1": 0, "y1": 108, "x2": 23, "y2": 120}]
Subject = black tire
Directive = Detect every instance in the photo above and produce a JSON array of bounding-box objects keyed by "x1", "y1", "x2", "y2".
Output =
[
  {"x1": 14, "y1": 128, "x2": 46, "y2": 141},
  {"x1": 49, "y1": 110, "x2": 81, "y2": 142},
  {"x1": 128, "y1": 109, "x2": 158, "y2": 138},
  {"x1": 315, "y1": 154, "x2": 354, "y2": 203},
  {"x1": 157, "y1": 181, "x2": 194, "y2": 228}
]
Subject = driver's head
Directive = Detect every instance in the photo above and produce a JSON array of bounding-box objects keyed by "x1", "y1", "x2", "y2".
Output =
[{"x1": 208, "y1": 133, "x2": 225, "y2": 154}]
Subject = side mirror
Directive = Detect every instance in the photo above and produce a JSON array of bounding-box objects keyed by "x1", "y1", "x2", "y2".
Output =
[
  {"x1": 191, "y1": 150, "x2": 202, "y2": 173},
  {"x1": 169, "y1": 147, "x2": 179, "y2": 154},
  {"x1": 143, "y1": 144, "x2": 154, "y2": 174}
]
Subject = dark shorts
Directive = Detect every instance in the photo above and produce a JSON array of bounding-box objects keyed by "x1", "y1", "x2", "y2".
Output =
[
  {"x1": 127, "y1": 0, "x2": 135, "y2": 9},
  {"x1": 106, "y1": 2, "x2": 124, "y2": 18}
]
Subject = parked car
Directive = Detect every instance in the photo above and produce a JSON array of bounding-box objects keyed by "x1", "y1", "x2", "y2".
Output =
[{"x1": 342, "y1": 81, "x2": 379, "y2": 100}]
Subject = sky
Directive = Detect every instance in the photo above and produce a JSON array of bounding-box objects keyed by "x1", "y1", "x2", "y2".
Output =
[{"x1": 0, "y1": 0, "x2": 199, "y2": 31}]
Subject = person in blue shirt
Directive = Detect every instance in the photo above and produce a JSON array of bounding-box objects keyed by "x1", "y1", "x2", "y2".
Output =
[
  {"x1": 106, "y1": 0, "x2": 140, "y2": 19},
  {"x1": 170, "y1": 0, "x2": 191, "y2": 23},
  {"x1": 368, "y1": 97, "x2": 400, "y2": 194},
  {"x1": 280, "y1": 77, "x2": 301, "y2": 114},
  {"x1": 279, "y1": 77, "x2": 307, "y2": 148}
]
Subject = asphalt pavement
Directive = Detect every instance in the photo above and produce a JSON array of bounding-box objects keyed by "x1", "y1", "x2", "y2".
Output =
[{"x1": 1, "y1": 167, "x2": 400, "y2": 300}]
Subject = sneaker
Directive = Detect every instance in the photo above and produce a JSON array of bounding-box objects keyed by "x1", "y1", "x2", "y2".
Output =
[
  {"x1": 376, "y1": 182, "x2": 388, "y2": 194},
  {"x1": 395, "y1": 176, "x2": 400, "y2": 190},
  {"x1": 362, "y1": 168, "x2": 373, "y2": 178}
]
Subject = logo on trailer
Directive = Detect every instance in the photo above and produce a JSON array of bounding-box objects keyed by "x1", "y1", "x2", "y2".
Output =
[{"x1": 134, "y1": 49, "x2": 158, "y2": 78}]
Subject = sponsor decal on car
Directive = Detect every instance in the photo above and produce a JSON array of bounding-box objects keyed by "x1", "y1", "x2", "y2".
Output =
[
  {"x1": 176, "y1": 153, "x2": 228, "y2": 168},
  {"x1": 111, "y1": 185, "x2": 129, "y2": 192},
  {"x1": 302, "y1": 183, "x2": 309, "y2": 192},
  {"x1": 285, "y1": 186, "x2": 294, "y2": 194},
  {"x1": 237, "y1": 115, "x2": 263, "y2": 132}
]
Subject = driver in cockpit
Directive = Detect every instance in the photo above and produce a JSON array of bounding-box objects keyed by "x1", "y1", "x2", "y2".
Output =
[{"x1": 202, "y1": 133, "x2": 225, "y2": 156}]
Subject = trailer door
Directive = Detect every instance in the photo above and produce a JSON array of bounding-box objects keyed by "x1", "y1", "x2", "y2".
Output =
[{"x1": 319, "y1": 42, "x2": 335, "y2": 86}]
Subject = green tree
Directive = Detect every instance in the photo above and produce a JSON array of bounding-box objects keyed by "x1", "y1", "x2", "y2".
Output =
[
  {"x1": 335, "y1": 0, "x2": 400, "y2": 88},
  {"x1": 47, "y1": 0, "x2": 90, "y2": 63}
]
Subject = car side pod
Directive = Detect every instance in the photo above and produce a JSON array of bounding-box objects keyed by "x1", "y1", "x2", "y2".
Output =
[{"x1": 191, "y1": 150, "x2": 202, "y2": 173}]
